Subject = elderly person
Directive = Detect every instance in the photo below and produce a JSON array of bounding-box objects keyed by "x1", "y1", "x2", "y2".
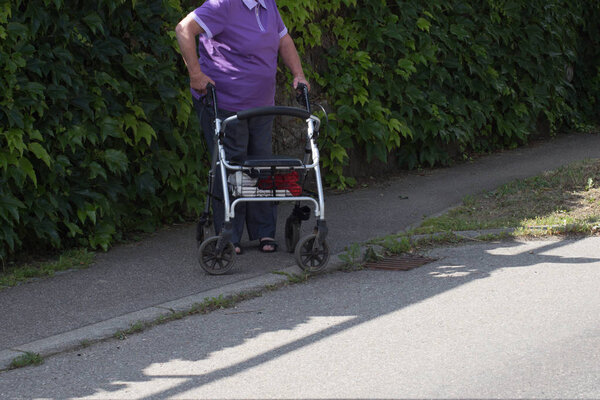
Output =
[{"x1": 176, "y1": 0, "x2": 309, "y2": 254}]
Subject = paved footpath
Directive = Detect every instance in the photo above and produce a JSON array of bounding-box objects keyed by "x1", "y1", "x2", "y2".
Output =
[{"x1": 0, "y1": 132, "x2": 599, "y2": 376}]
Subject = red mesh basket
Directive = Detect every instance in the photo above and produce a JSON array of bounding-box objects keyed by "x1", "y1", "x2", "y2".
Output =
[{"x1": 257, "y1": 171, "x2": 302, "y2": 196}]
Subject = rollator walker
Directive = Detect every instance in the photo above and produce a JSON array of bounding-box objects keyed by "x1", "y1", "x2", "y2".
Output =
[{"x1": 196, "y1": 83, "x2": 330, "y2": 275}]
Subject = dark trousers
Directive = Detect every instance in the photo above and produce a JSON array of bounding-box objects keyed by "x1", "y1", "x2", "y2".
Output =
[{"x1": 193, "y1": 97, "x2": 277, "y2": 244}]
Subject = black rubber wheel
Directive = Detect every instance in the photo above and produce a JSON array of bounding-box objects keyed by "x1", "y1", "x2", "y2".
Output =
[
  {"x1": 285, "y1": 216, "x2": 301, "y2": 253},
  {"x1": 294, "y1": 234, "x2": 330, "y2": 273},
  {"x1": 198, "y1": 236, "x2": 236, "y2": 275}
]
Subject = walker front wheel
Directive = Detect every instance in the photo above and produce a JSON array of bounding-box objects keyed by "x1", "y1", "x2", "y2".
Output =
[
  {"x1": 294, "y1": 234, "x2": 330, "y2": 273},
  {"x1": 285, "y1": 216, "x2": 301, "y2": 253},
  {"x1": 198, "y1": 236, "x2": 236, "y2": 275}
]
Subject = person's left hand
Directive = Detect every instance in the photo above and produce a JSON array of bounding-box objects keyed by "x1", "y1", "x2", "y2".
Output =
[{"x1": 293, "y1": 75, "x2": 310, "y2": 92}]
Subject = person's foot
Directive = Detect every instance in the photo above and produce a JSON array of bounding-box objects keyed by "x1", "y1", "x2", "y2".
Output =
[
  {"x1": 259, "y1": 238, "x2": 278, "y2": 253},
  {"x1": 233, "y1": 243, "x2": 243, "y2": 255}
]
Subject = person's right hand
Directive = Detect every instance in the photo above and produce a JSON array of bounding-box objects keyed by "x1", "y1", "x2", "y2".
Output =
[{"x1": 189, "y1": 71, "x2": 214, "y2": 95}]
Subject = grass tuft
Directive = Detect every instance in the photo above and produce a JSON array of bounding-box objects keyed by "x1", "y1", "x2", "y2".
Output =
[
  {"x1": 0, "y1": 248, "x2": 95, "y2": 290},
  {"x1": 9, "y1": 352, "x2": 44, "y2": 369}
]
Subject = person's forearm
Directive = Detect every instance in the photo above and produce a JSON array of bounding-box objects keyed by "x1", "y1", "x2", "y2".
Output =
[
  {"x1": 175, "y1": 13, "x2": 204, "y2": 76},
  {"x1": 279, "y1": 34, "x2": 305, "y2": 81},
  {"x1": 176, "y1": 13, "x2": 214, "y2": 93}
]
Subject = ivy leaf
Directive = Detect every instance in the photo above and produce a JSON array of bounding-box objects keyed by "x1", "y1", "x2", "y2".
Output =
[
  {"x1": 0, "y1": 194, "x2": 26, "y2": 223},
  {"x1": 88, "y1": 161, "x2": 107, "y2": 180},
  {"x1": 135, "y1": 172, "x2": 159, "y2": 196},
  {"x1": 329, "y1": 144, "x2": 348, "y2": 163},
  {"x1": 354, "y1": 51, "x2": 372, "y2": 69},
  {"x1": 396, "y1": 58, "x2": 417, "y2": 80},
  {"x1": 36, "y1": 219, "x2": 61, "y2": 247},
  {"x1": 71, "y1": 95, "x2": 92, "y2": 116},
  {"x1": 5, "y1": 128, "x2": 27, "y2": 155},
  {"x1": 123, "y1": 113, "x2": 138, "y2": 134},
  {"x1": 100, "y1": 116, "x2": 122, "y2": 139},
  {"x1": 416, "y1": 17, "x2": 431, "y2": 32},
  {"x1": 0, "y1": 150, "x2": 18, "y2": 170},
  {"x1": 450, "y1": 24, "x2": 470, "y2": 41},
  {"x1": 63, "y1": 221, "x2": 83, "y2": 238},
  {"x1": 352, "y1": 86, "x2": 368, "y2": 106},
  {"x1": 335, "y1": 104, "x2": 360, "y2": 122},
  {"x1": 127, "y1": 102, "x2": 147, "y2": 119},
  {"x1": 156, "y1": 85, "x2": 178, "y2": 101},
  {"x1": 366, "y1": 141, "x2": 388, "y2": 163},
  {"x1": 95, "y1": 72, "x2": 121, "y2": 91},
  {"x1": 89, "y1": 222, "x2": 115, "y2": 251},
  {"x1": 175, "y1": 98, "x2": 192, "y2": 127},
  {"x1": 48, "y1": 0, "x2": 64, "y2": 10},
  {"x1": 5, "y1": 109, "x2": 24, "y2": 129},
  {"x1": 24, "y1": 82, "x2": 46, "y2": 97},
  {"x1": 0, "y1": 224, "x2": 17, "y2": 252},
  {"x1": 52, "y1": 47, "x2": 74, "y2": 63},
  {"x1": 19, "y1": 157, "x2": 37, "y2": 186},
  {"x1": 77, "y1": 202, "x2": 97, "y2": 225},
  {"x1": 122, "y1": 54, "x2": 146, "y2": 77},
  {"x1": 103, "y1": 149, "x2": 129, "y2": 174},
  {"x1": 135, "y1": 122, "x2": 156, "y2": 145},
  {"x1": 83, "y1": 12, "x2": 104, "y2": 35},
  {"x1": 7, "y1": 22, "x2": 28, "y2": 39},
  {"x1": 388, "y1": 118, "x2": 413, "y2": 140},
  {"x1": 420, "y1": 146, "x2": 438, "y2": 167},
  {"x1": 46, "y1": 84, "x2": 68, "y2": 102},
  {"x1": 27, "y1": 129, "x2": 44, "y2": 142},
  {"x1": 28, "y1": 142, "x2": 52, "y2": 167}
]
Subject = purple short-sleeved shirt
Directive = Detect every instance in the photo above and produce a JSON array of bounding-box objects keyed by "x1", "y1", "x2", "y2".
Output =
[{"x1": 192, "y1": 0, "x2": 288, "y2": 111}]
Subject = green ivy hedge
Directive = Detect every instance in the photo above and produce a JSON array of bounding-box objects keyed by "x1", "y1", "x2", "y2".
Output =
[
  {"x1": 284, "y1": 0, "x2": 598, "y2": 186},
  {"x1": 1, "y1": 0, "x2": 599, "y2": 260},
  {"x1": 0, "y1": 0, "x2": 204, "y2": 259},
  {"x1": 572, "y1": 1, "x2": 600, "y2": 121}
]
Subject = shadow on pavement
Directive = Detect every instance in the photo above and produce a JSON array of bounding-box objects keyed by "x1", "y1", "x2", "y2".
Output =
[{"x1": 3, "y1": 236, "x2": 599, "y2": 399}]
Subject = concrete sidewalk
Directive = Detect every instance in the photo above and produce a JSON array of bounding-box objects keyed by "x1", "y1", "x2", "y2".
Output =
[{"x1": 1, "y1": 132, "x2": 599, "y2": 370}]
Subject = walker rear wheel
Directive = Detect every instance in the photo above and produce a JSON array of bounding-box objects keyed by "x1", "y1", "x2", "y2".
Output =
[
  {"x1": 294, "y1": 234, "x2": 329, "y2": 273},
  {"x1": 198, "y1": 236, "x2": 236, "y2": 275}
]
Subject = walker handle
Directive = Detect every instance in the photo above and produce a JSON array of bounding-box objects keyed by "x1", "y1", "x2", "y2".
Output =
[
  {"x1": 206, "y1": 83, "x2": 218, "y2": 116},
  {"x1": 296, "y1": 82, "x2": 310, "y2": 114},
  {"x1": 236, "y1": 106, "x2": 310, "y2": 120}
]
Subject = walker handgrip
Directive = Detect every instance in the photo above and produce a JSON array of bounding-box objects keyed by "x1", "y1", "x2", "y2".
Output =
[
  {"x1": 206, "y1": 83, "x2": 218, "y2": 115},
  {"x1": 236, "y1": 106, "x2": 310, "y2": 120},
  {"x1": 296, "y1": 83, "x2": 310, "y2": 113}
]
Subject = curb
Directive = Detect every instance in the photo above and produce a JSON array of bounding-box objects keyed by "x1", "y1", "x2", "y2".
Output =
[
  {"x1": 0, "y1": 258, "x2": 345, "y2": 371},
  {"x1": 0, "y1": 227, "x2": 516, "y2": 371}
]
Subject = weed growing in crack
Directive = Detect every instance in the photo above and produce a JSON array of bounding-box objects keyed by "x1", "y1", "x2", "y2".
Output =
[
  {"x1": 338, "y1": 243, "x2": 363, "y2": 270},
  {"x1": 9, "y1": 352, "x2": 43, "y2": 369}
]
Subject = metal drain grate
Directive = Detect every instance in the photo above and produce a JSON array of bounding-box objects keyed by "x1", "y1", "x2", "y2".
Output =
[{"x1": 365, "y1": 253, "x2": 436, "y2": 271}]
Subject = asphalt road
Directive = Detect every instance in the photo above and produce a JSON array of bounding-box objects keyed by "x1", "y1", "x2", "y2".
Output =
[{"x1": 1, "y1": 237, "x2": 599, "y2": 399}]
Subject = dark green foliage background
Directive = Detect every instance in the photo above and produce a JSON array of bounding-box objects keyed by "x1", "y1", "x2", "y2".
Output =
[
  {"x1": 1, "y1": 0, "x2": 599, "y2": 260},
  {"x1": 1, "y1": 0, "x2": 204, "y2": 259},
  {"x1": 288, "y1": 0, "x2": 599, "y2": 186}
]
